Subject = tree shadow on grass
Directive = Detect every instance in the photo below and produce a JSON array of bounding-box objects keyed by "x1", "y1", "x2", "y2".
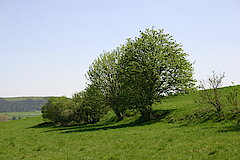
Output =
[
  {"x1": 30, "y1": 122, "x2": 55, "y2": 128},
  {"x1": 30, "y1": 109, "x2": 175, "y2": 134},
  {"x1": 29, "y1": 120, "x2": 116, "y2": 132},
  {"x1": 218, "y1": 124, "x2": 240, "y2": 133},
  {"x1": 29, "y1": 114, "x2": 120, "y2": 131}
]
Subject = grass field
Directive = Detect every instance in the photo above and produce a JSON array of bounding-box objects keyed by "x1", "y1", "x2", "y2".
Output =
[
  {"x1": 0, "y1": 86, "x2": 240, "y2": 160},
  {"x1": 0, "y1": 111, "x2": 42, "y2": 120},
  {"x1": 3, "y1": 97, "x2": 47, "y2": 101}
]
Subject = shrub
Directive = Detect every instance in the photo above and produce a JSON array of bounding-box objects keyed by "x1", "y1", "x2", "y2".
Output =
[
  {"x1": 198, "y1": 71, "x2": 225, "y2": 113},
  {"x1": 41, "y1": 97, "x2": 73, "y2": 125},
  {"x1": 72, "y1": 85, "x2": 109, "y2": 124},
  {"x1": 42, "y1": 86, "x2": 109, "y2": 125},
  {"x1": 227, "y1": 84, "x2": 240, "y2": 123}
]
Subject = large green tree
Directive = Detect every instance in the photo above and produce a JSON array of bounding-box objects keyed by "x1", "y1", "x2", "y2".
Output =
[
  {"x1": 87, "y1": 50, "x2": 126, "y2": 120},
  {"x1": 117, "y1": 28, "x2": 195, "y2": 120},
  {"x1": 87, "y1": 27, "x2": 195, "y2": 121}
]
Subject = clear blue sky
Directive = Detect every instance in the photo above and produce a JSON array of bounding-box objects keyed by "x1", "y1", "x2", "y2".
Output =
[{"x1": 0, "y1": 0, "x2": 240, "y2": 97}]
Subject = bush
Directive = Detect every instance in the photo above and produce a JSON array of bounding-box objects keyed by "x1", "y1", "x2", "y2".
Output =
[
  {"x1": 12, "y1": 116, "x2": 16, "y2": 120},
  {"x1": 227, "y1": 84, "x2": 240, "y2": 123},
  {"x1": 41, "y1": 85, "x2": 109, "y2": 126},
  {"x1": 72, "y1": 85, "x2": 109, "y2": 124},
  {"x1": 198, "y1": 71, "x2": 225, "y2": 113},
  {"x1": 41, "y1": 97, "x2": 73, "y2": 125}
]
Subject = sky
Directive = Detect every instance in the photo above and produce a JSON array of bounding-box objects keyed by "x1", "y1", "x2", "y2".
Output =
[{"x1": 0, "y1": 0, "x2": 240, "y2": 97}]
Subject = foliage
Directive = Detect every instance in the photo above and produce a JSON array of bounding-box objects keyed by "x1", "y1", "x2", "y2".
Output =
[
  {"x1": 117, "y1": 28, "x2": 195, "y2": 120},
  {"x1": 87, "y1": 28, "x2": 195, "y2": 121},
  {"x1": 87, "y1": 50, "x2": 127, "y2": 120},
  {"x1": 198, "y1": 71, "x2": 225, "y2": 113},
  {"x1": 227, "y1": 83, "x2": 240, "y2": 123},
  {"x1": 0, "y1": 97, "x2": 47, "y2": 112},
  {"x1": 72, "y1": 85, "x2": 109, "y2": 124},
  {"x1": 227, "y1": 83, "x2": 240, "y2": 111},
  {"x1": 42, "y1": 86, "x2": 109, "y2": 125},
  {"x1": 41, "y1": 97, "x2": 73, "y2": 125}
]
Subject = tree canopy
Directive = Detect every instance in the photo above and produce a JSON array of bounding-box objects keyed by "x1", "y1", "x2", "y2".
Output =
[
  {"x1": 87, "y1": 28, "x2": 195, "y2": 120},
  {"x1": 42, "y1": 27, "x2": 195, "y2": 124}
]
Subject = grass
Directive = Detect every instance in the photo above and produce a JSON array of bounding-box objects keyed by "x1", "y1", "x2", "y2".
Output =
[
  {"x1": 1, "y1": 116, "x2": 240, "y2": 159},
  {"x1": 0, "y1": 111, "x2": 42, "y2": 120},
  {"x1": 0, "y1": 86, "x2": 240, "y2": 159},
  {"x1": 2, "y1": 97, "x2": 48, "y2": 101}
]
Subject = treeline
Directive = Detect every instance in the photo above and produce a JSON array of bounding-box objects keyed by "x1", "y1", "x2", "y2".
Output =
[
  {"x1": 0, "y1": 97, "x2": 48, "y2": 112},
  {"x1": 42, "y1": 28, "x2": 195, "y2": 125}
]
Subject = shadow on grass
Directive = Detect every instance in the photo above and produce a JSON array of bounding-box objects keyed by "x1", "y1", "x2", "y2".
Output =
[
  {"x1": 30, "y1": 109, "x2": 174, "y2": 134},
  {"x1": 218, "y1": 125, "x2": 240, "y2": 133},
  {"x1": 31, "y1": 122, "x2": 55, "y2": 128}
]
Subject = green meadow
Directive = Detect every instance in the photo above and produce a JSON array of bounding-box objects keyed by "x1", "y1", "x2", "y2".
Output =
[
  {"x1": 1, "y1": 86, "x2": 240, "y2": 160},
  {"x1": 0, "y1": 111, "x2": 42, "y2": 120}
]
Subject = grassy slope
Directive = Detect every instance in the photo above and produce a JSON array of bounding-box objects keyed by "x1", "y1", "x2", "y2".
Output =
[{"x1": 1, "y1": 86, "x2": 240, "y2": 160}]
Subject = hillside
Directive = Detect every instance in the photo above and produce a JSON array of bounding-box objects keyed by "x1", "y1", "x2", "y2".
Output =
[
  {"x1": 0, "y1": 97, "x2": 48, "y2": 112},
  {"x1": 0, "y1": 86, "x2": 240, "y2": 159}
]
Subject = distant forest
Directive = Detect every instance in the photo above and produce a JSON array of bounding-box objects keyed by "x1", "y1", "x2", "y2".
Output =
[{"x1": 0, "y1": 97, "x2": 48, "y2": 112}]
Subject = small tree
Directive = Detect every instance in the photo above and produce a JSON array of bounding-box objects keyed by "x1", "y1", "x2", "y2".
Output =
[{"x1": 198, "y1": 71, "x2": 225, "y2": 112}]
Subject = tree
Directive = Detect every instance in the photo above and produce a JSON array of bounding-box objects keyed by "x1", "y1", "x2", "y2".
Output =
[
  {"x1": 0, "y1": 97, "x2": 47, "y2": 112},
  {"x1": 117, "y1": 28, "x2": 195, "y2": 120},
  {"x1": 87, "y1": 50, "x2": 126, "y2": 120},
  {"x1": 87, "y1": 27, "x2": 195, "y2": 121}
]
